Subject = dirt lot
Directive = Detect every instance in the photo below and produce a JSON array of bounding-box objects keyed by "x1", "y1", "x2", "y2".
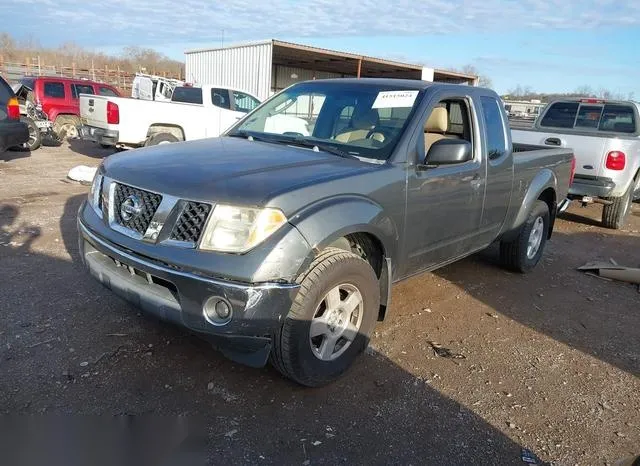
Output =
[{"x1": 1, "y1": 142, "x2": 639, "y2": 465}]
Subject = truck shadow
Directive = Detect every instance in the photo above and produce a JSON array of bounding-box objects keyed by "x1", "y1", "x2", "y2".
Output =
[
  {"x1": 67, "y1": 139, "x2": 117, "y2": 158},
  {"x1": 1, "y1": 147, "x2": 32, "y2": 162},
  {"x1": 433, "y1": 229, "x2": 640, "y2": 377},
  {"x1": 0, "y1": 194, "x2": 537, "y2": 465}
]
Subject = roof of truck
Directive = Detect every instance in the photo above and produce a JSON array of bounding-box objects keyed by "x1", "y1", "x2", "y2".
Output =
[{"x1": 297, "y1": 78, "x2": 492, "y2": 94}]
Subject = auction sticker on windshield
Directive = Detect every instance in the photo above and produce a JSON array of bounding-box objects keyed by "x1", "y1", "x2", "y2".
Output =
[{"x1": 372, "y1": 90, "x2": 419, "y2": 109}]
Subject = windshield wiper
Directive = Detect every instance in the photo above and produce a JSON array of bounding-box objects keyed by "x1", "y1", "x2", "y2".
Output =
[
  {"x1": 228, "y1": 131, "x2": 359, "y2": 160},
  {"x1": 289, "y1": 139, "x2": 357, "y2": 160}
]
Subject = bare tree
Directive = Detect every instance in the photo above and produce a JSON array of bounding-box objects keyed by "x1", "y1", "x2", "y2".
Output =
[{"x1": 459, "y1": 65, "x2": 493, "y2": 88}]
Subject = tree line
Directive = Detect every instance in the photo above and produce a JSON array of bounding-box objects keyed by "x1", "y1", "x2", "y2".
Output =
[
  {"x1": 0, "y1": 32, "x2": 183, "y2": 76},
  {"x1": 503, "y1": 85, "x2": 635, "y2": 102}
]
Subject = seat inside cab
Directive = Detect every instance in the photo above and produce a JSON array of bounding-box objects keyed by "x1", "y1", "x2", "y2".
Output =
[
  {"x1": 423, "y1": 101, "x2": 472, "y2": 154},
  {"x1": 335, "y1": 108, "x2": 384, "y2": 143}
]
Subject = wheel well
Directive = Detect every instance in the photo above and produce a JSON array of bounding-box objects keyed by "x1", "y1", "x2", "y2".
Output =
[
  {"x1": 327, "y1": 232, "x2": 389, "y2": 321},
  {"x1": 147, "y1": 124, "x2": 185, "y2": 141},
  {"x1": 538, "y1": 188, "x2": 556, "y2": 238}
]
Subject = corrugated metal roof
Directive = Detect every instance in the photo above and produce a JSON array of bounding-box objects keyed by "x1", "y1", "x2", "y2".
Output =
[{"x1": 185, "y1": 39, "x2": 477, "y2": 81}]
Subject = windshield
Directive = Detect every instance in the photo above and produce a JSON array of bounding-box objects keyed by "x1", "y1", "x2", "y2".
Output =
[{"x1": 228, "y1": 81, "x2": 423, "y2": 161}]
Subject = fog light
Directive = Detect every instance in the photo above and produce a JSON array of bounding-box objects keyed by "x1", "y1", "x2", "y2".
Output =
[
  {"x1": 215, "y1": 300, "x2": 230, "y2": 319},
  {"x1": 203, "y1": 297, "x2": 232, "y2": 326}
]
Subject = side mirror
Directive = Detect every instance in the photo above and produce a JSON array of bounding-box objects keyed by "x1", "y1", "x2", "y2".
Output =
[{"x1": 425, "y1": 139, "x2": 472, "y2": 165}]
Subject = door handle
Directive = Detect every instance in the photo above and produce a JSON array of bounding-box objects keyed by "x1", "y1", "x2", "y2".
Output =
[{"x1": 544, "y1": 137, "x2": 561, "y2": 146}]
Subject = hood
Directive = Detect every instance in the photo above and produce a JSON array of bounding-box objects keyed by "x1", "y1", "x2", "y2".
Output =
[{"x1": 102, "y1": 137, "x2": 375, "y2": 209}]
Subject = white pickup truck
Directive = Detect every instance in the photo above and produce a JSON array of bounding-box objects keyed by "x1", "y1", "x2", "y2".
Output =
[
  {"x1": 513, "y1": 98, "x2": 640, "y2": 229},
  {"x1": 79, "y1": 85, "x2": 306, "y2": 149}
]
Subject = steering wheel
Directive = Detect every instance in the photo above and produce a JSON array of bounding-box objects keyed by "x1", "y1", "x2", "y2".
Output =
[{"x1": 366, "y1": 127, "x2": 393, "y2": 142}]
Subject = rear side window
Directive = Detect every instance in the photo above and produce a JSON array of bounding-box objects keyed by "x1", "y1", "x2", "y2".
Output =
[
  {"x1": 99, "y1": 86, "x2": 119, "y2": 97},
  {"x1": 44, "y1": 82, "x2": 65, "y2": 98},
  {"x1": 211, "y1": 89, "x2": 230, "y2": 109},
  {"x1": 480, "y1": 96, "x2": 507, "y2": 160},
  {"x1": 172, "y1": 87, "x2": 203, "y2": 104},
  {"x1": 540, "y1": 102, "x2": 579, "y2": 128},
  {"x1": 599, "y1": 104, "x2": 636, "y2": 133},
  {"x1": 71, "y1": 84, "x2": 94, "y2": 99}
]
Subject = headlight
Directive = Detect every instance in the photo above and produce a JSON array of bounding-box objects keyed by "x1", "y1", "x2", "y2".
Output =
[
  {"x1": 199, "y1": 204, "x2": 287, "y2": 253},
  {"x1": 88, "y1": 172, "x2": 103, "y2": 215}
]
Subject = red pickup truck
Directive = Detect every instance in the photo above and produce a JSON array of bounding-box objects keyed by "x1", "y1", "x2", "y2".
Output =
[{"x1": 19, "y1": 76, "x2": 120, "y2": 139}]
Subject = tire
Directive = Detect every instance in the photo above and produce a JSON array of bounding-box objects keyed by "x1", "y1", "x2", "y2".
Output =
[
  {"x1": 99, "y1": 143, "x2": 112, "y2": 149},
  {"x1": 500, "y1": 200, "x2": 550, "y2": 273},
  {"x1": 20, "y1": 117, "x2": 42, "y2": 151},
  {"x1": 602, "y1": 182, "x2": 634, "y2": 229},
  {"x1": 145, "y1": 133, "x2": 179, "y2": 146},
  {"x1": 53, "y1": 115, "x2": 81, "y2": 140},
  {"x1": 270, "y1": 247, "x2": 380, "y2": 387}
]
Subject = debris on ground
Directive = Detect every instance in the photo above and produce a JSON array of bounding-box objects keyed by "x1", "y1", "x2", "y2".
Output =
[
  {"x1": 521, "y1": 448, "x2": 540, "y2": 464},
  {"x1": 427, "y1": 341, "x2": 466, "y2": 359},
  {"x1": 224, "y1": 429, "x2": 238, "y2": 438},
  {"x1": 67, "y1": 165, "x2": 97, "y2": 184},
  {"x1": 578, "y1": 261, "x2": 640, "y2": 285}
]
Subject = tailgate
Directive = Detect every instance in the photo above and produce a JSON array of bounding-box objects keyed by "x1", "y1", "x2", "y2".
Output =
[
  {"x1": 512, "y1": 129, "x2": 607, "y2": 177},
  {"x1": 80, "y1": 95, "x2": 110, "y2": 129}
]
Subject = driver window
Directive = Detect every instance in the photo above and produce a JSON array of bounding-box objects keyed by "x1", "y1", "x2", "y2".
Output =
[{"x1": 423, "y1": 98, "x2": 472, "y2": 156}]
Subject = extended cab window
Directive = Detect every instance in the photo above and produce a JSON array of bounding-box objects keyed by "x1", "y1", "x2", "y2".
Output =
[
  {"x1": 211, "y1": 89, "x2": 231, "y2": 109},
  {"x1": 71, "y1": 84, "x2": 94, "y2": 99},
  {"x1": 172, "y1": 87, "x2": 203, "y2": 104},
  {"x1": 44, "y1": 82, "x2": 65, "y2": 99},
  {"x1": 99, "y1": 86, "x2": 118, "y2": 97},
  {"x1": 232, "y1": 91, "x2": 259, "y2": 113},
  {"x1": 480, "y1": 96, "x2": 507, "y2": 160}
]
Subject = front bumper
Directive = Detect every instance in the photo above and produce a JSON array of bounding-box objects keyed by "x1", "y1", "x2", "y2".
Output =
[
  {"x1": 79, "y1": 125, "x2": 119, "y2": 146},
  {"x1": 569, "y1": 175, "x2": 616, "y2": 198},
  {"x1": 78, "y1": 219, "x2": 300, "y2": 367}
]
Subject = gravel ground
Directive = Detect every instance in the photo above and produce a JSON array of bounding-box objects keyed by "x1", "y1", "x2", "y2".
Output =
[{"x1": 1, "y1": 142, "x2": 639, "y2": 466}]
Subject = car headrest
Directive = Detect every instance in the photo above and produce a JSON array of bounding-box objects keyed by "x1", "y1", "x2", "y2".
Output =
[
  {"x1": 351, "y1": 108, "x2": 379, "y2": 130},
  {"x1": 424, "y1": 107, "x2": 448, "y2": 133}
]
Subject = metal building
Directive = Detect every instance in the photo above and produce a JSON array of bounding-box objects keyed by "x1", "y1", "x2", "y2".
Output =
[{"x1": 185, "y1": 39, "x2": 478, "y2": 101}]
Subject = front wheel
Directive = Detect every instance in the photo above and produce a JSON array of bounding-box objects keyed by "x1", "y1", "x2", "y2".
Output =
[
  {"x1": 270, "y1": 248, "x2": 380, "y2": 387},
  {"x1": 500, "y1": 200, "x2": 550, "y2": 273}
]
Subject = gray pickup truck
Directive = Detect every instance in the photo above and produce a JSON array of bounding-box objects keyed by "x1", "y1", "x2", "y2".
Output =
[
  {"x1": 513, "y1": 98, "x2": 640, "y2": 229},
  {"x1": 78, "y1": 79, "x2": 574, "y2": 386}
]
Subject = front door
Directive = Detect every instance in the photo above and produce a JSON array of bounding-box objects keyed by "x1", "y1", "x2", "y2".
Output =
[{"x1": 403, "y1": 95, "x2": 485, "y2": 275}]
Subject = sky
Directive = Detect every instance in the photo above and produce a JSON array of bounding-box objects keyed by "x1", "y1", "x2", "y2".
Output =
[{"x1": 2, "y1": 0, "x2": 639, "y2": 96}]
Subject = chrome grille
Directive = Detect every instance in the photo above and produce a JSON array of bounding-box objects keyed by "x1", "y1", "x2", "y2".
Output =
[
  {"x1": 113, "y1": 183, "x2": 162, "y2": 235},
  {"x1": 170, "y1": 202, "x2": 211, "y2": 243}
]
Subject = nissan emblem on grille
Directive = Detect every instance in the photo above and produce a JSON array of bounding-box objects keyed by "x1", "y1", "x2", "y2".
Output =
[
  {"x1": 113, "y1": 183, "x2": 162, "y2": 236},
  {"x1": 120, "y1": 195, "x2": 143, "y2": 221}
]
